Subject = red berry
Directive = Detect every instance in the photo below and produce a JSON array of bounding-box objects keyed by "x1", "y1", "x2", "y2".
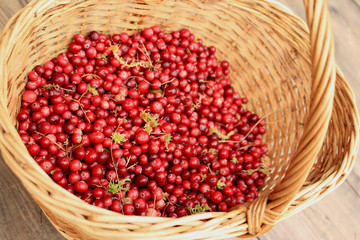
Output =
[
  {"x1": 142, "y1": 28, "x2": 154, "y2": 39},
  {"x1": 74, "y1": 181, "x2": 88, "y2": 193},
  {"x1": 89, "y1": 132, "x2": 105, "y2": 143},
  {"x1": 135, "y1": 130, "x2": 150, "y2": 145},
  {"x1": 19, "y1": 26, "x2": 269, "y2": 217},
  {"x1": 150, "y1": 101, "x2": 163, "y2": 114},
  {"x1": 124, "y1": 204, "x2": 135, "y2": 215},
  {"x1": 39, "y1": 159, "x2": 53, "y2": 173},
  {"x1": 91, "y1": 164, "x2": 105, "y2": 178},
  {"x1": 211, "y1": 191, "x2": 223, "y2": 204},
  {"x1": 23, "y1": 90, "x2": 37, "y2": 103}
]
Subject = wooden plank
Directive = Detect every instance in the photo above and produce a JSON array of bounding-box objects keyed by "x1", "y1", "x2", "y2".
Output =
[
  {"x1": 258, "y1": 182, "x2": 360, "y2": 240},
  {"x1": 278, "y1": 0, "x2": 360, "y2": 106},
  {"x1": 0, "y1": 158, "x2": 63, "y2": 240},
  {"x1": 0, "y1": 0, "x2": 26, "y2": 29}
]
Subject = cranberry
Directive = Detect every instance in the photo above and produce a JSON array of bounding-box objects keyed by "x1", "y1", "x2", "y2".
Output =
[
  {"x1": 91, "y1": 165, "x2": 105, "y2": 178},
  {"x1": 89, "y1": 132, "x2": 105, "y2": 143},
  {"x1": 68, "y1": 172, "x2": 81, "y2": 184},
  {"x1": 39, "y1": 160, "x2": 53, "y2": 173},
  {"x1": 23, "y1": 90, "x2": 37, "y2": 103},
  {"x1": 74, "y1": 181, "x2": 88, "y2": 193},
  {"x1": 69, "y1": 159, "x2": 82, "y2": 172},
  {"x1": 135, "y1": 130, "x2": 150, "y2": 145},
  {"x1": 19, "y1": 27, "x2": 269, "y2": 217},
  {"x1": 210, "y1": 191, "x2": 223, "y2": 204},
  {"x1": 124, "y1": 204, "x2": 135, "y2": 215},
  {"x1": 50, "y1": 72, "x2": 66, "y2": 86}
]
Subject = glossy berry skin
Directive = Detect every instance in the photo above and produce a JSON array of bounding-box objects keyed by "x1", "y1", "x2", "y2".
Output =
[
  {"x1": 23, "y1": 90, "x2": 37, "y2": 103},
  {"x1": 135, "y1": 130, "x2": 150, "y2": 145},
  {"x1": 150, "y1": 101, "x2": 163, "y2": 114},
  {"x1": 39, "y1": 160, "x2": 53, "y2": 173},
  {"x1": 70, "y1": 160, "x2": 82, "y2": 172},
  {"x1": 19, "y1": 26, "x2": 269, "y2": 218},
  {"x1": 74, "y1": 181, "x2": 88, "y2": 193},
  {"x1": 211, "y1": 192, "x2": 223, "y2": 204},
  {"x1": 89, "y1": 132, "x2": 105, "y2": 143}
]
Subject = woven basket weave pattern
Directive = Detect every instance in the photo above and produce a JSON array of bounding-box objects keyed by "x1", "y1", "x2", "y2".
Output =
[{"x1": 0, "y1": 0, "x2": 358, "y2": 239}]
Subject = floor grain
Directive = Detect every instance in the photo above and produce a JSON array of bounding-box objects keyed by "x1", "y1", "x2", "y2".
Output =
[{"x1": 0, "y1": 0, "x2": 359, "y2": 239}]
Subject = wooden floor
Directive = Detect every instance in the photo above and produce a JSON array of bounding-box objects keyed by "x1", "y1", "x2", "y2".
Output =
[{"x1": 0, "y1": 0, "x2": 359, "y2": 239}]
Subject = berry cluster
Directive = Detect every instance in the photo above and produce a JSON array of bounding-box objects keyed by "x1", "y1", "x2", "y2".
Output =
[{"x1": 18, "y1": 26, "x2": 271, "y2": 217}]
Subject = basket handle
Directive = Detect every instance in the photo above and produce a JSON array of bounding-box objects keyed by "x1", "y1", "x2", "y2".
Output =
[{"x1": 267, "y1": 0, "x2": 336, "y2": 215}]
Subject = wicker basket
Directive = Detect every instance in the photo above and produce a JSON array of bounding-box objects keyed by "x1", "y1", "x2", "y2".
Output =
[{"x1": 0, "y1": 0, "x2": 358, "y2": 239}]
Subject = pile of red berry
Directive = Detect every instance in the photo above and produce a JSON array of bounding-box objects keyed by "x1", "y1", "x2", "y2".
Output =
[{"x1": 17, "y1": 26, "x2": 270, "y2": 217}]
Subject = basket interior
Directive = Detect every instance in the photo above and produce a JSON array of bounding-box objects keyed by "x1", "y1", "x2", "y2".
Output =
[{"x1": 5, "y1": 0, "x2": 313, "y2": 194}]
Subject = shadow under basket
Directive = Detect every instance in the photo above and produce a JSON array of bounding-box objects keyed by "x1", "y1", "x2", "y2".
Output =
[{"x1": 0, "y1": 0, "x2": 358, "y2": 239}]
